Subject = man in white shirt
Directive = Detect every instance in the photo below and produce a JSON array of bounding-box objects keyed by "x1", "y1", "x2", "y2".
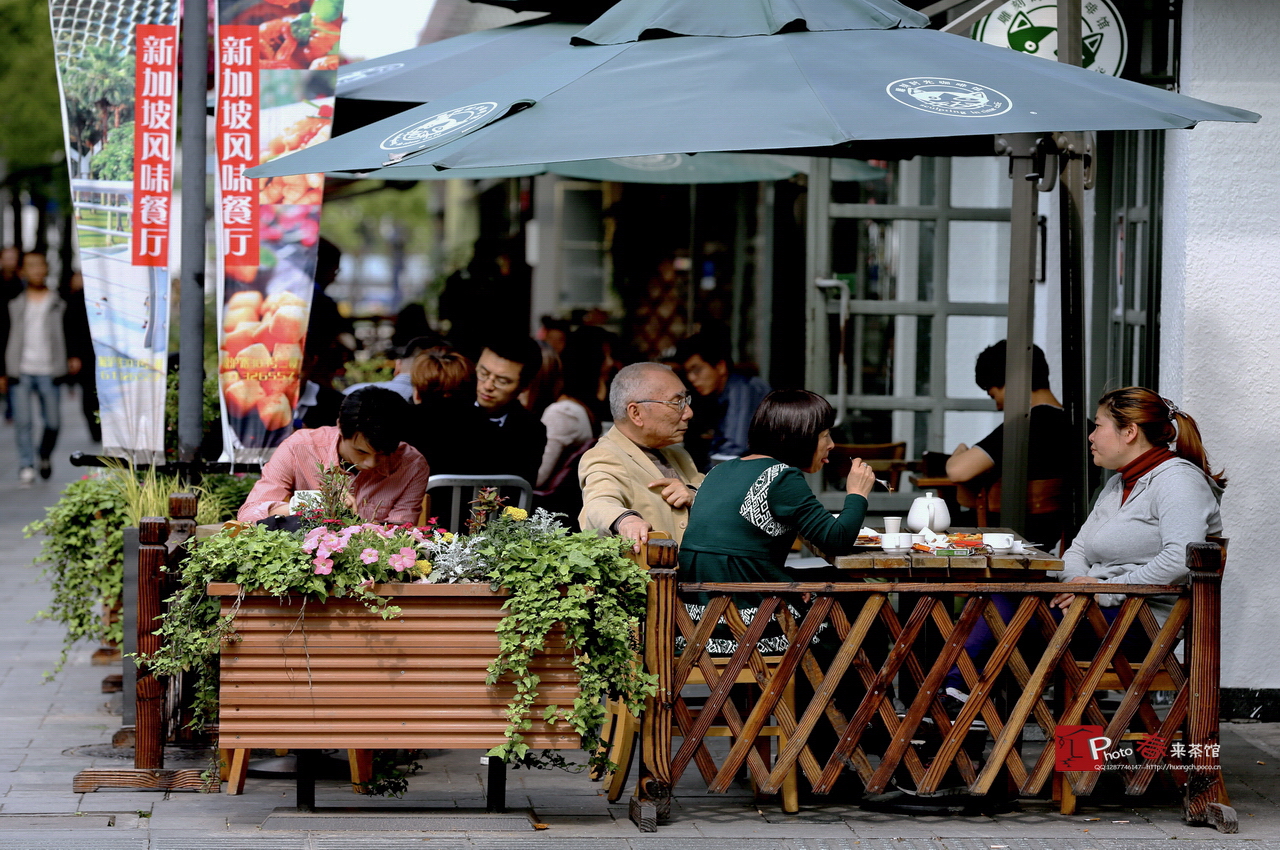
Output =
[{"x1": 1, "y1": 253, "x2": 77, "y2": 484}]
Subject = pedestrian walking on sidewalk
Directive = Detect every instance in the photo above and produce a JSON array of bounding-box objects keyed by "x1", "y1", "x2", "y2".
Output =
[{"x1": 1, "y1": 252, "x2": 78, "y2": 484}]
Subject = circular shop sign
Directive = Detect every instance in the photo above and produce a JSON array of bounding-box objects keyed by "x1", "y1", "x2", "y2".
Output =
[
  {"x1": 971, "y1": 0, "x2": 1128, "y2": 77},
  {"x1": 337, "y1": 63, "x2": 405, "y2": 87},
  {"x1": 886, "y1": 78, "x2": 1012, "y2": 117},
  {"x1": 380, "y1": 102, "x2": 500, "y2": 151}
]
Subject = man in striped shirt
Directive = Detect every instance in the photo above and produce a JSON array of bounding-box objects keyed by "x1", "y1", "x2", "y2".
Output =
[{"x1": 238, "y1": 387, "x2": 429, "y2": 525}]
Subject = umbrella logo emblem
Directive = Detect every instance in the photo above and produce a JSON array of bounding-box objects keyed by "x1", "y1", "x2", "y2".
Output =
[
  {"x1": 887, "y1": 78, "x2": 1012, "y2": 117},
  {"x1": 607, "y1": 154, "x2": 686, "y2": 171},
  {"x1": 381, "y1": 103, "x2": 500, "y2": 151},
  {"x1": 338, "y1": 63, "x2": 406, "y2": 87}
]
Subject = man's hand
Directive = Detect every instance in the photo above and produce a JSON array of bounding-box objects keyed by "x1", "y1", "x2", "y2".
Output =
[
  {"x1": 1051, "y1": 575, "x2": 1102, "y2": 609},
  {"x1": 268, "y1": 503, "x2": 292, "y2": 517},
  {"x1": 616, "y1": 514, "x2": 654, "y2": 554},
  {"x1": 648, "y1": 477, "x2": 694, "y2": 509},
  {"x1": 0, "y1": 376, "x2": 8, "y2": 393},
  {"x1": 67, "y1": 357, "x2": 82, "y2": 377}
]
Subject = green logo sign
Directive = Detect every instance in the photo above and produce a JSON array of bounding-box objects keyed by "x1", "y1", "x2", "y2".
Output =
[{"x1": 972, "y1": 0, "x2": 1128, "y2": 78}]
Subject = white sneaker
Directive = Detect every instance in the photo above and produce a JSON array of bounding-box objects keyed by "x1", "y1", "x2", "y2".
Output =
[{"x1": 19, "y1": 467, "x2": 35, "y2": 485}]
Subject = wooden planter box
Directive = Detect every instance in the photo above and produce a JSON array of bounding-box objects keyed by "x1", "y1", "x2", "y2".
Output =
[{"x1": 208, "y1": 582, "x2": 581, "y2": 751}]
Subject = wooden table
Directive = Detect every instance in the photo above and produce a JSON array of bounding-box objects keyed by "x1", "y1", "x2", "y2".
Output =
[{"x1": 830, "y1": 527, "x2": 1063, "y2": 577}]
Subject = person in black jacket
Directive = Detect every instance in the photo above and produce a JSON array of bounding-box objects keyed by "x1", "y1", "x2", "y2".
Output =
[
  {"x1": 433, "y1": 335, "x2": 547, "y2": 489},
  {"x1": 60, "y1": 272, "x2": 100, "y2": 442}
]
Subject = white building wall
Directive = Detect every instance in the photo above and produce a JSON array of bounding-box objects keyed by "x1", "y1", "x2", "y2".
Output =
[{"x1": 1165, "y1": 0, "x2": 1280, "y2": 688}]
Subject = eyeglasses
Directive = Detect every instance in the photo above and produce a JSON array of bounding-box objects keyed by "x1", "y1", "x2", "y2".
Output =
[
  {"x1": 634, "y1": 393, "x2": 692, "y2": 412},
  {"x1": 476, "y1": 364, "x2": 517, "y2": 390}
]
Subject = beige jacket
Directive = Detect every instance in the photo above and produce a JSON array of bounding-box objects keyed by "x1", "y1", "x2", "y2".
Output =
[{"x1": 577, "y1": 425, "x2": 705, "y2": 543}]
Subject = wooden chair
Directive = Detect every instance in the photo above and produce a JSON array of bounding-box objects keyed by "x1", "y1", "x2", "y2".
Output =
[
  {"x1": 597, "y1": 533, "x2": 800, "y2": 812},
  {"x1": 1054, "y1": 535, "x2": 1228, "y2": 815},
  {"x1": 827, "y1": 442, "x2": 907, "y2": 491},
  {"x1": 956, "y1": 477, "x2": 1065, "y2": 528}
]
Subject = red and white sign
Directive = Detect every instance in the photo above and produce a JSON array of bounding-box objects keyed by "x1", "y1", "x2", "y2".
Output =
[
  {"x1": 131, "y1": 24, "x2": 179, "y2": 267},
  {"x1": 216, "y1": 26, "x2": 260, "y2": 270}
]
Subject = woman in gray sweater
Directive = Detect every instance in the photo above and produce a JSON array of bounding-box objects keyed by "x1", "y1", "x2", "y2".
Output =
[{"x1": 1050, "y1": 387, "x2": 1226, "y2": 619}]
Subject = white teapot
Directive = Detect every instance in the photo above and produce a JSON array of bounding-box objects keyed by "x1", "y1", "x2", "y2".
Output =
[{"x1": 906, "y1": 491, "x2": 951, "y2": 533}]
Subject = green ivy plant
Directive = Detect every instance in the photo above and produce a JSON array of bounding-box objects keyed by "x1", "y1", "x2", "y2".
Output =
[
  {"x1": 26, "y1": 474, "x2": 127, "y2": 674},
  {"x1": 471, "y1": 500, "x2": 657, "y2": 770},
  {"x1": 25, "y1": 466, "x2": 255, "y2": 677}
]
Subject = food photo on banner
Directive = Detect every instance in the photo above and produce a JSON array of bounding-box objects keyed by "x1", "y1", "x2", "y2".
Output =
[
  {"x1": 47, "y1": 1, "x2": 177, "y2": 463},
  {"x1": 215, "y1": 0, "x2": 343, "y2": 462}
]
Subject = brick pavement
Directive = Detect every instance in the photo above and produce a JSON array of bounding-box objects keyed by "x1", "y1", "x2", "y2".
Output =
[{"x1": 1, "y1": 392, "x2": 1277, "y2": 848}]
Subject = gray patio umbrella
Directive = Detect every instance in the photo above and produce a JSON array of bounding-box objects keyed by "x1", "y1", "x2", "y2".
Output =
[
  {"x1": 335, "y1": 17, "x2": 583, "y2": 105},
  {"x1": 329, "y1": 152, "x2": 886, "y2": 183},
  {"x1": 251, "y1": 0, "x2": 1258, "y2": 179}
]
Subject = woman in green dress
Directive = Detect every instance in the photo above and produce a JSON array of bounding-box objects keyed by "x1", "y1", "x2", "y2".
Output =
[{"x1": 678, "y1": 389, "x2": 876, "y2": 653}]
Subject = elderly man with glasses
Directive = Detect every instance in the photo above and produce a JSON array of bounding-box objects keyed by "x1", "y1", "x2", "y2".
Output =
[{"x1": 578, "y1": 362, "x2": 705, "y2": 551}]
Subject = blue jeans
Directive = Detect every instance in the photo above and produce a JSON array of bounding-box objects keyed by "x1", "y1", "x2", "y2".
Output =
[{"x1": 12, "y1": 374, "x2": 60, "y2": 469}]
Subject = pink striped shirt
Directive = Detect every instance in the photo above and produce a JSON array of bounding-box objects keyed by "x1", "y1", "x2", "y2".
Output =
[{"x1": 238, "y1": 426, "x2": 430, "y2": 525}]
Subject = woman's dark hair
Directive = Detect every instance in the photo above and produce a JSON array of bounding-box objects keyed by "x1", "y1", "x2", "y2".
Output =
[
  {"x1": 338, "y1": 387, "x2": 409, "y2": 455},
  {"x1": 1097, "y1": 386, "x2": 1227, "y2": 487},
  {"x1": 746, "y1": 389, "x2": 836, "y2": 469},
  {"x1": 560, "y1": 326, "x2": 614, "y2": 407}
]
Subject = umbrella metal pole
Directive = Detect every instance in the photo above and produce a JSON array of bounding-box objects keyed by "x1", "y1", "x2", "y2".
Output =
[
  {"x1": 178, "y1": 0, "x2": 208, "y2": 465},
  {"x1": 997, "y1": 136, "x2": 1041, "y2": 537},
  {"x1": 687, "y1": 185, "x2": 697, "y2": 329},
  {"x1": 1056, "y1": 0, "x2": 1088, "y2": 543},
  {"x1": 804, "y1": 157, "x2": 833, "y2": 400}
]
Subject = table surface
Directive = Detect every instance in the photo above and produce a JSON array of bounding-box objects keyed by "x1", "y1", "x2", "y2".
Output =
[{"x1": 830, "y1": 527, "x2": 1063, "y2": 576}]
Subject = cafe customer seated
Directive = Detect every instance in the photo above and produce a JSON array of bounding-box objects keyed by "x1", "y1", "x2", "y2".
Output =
[
  {"x1": 238, "y1": 387, "x2": 430, "y2": 525},
  {"x1": 942, "y1": 386, "x2": 1225, "y2": 703},
  {"x1": 946, "y1": 340, "x2": 1070, "y2": 550},
  {"x1": 679, "y1": 389, "x2": 876, "y2": 653}
]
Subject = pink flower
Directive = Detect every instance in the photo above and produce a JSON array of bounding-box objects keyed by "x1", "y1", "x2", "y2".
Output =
[
  {"x1": 312, "y1": 557, "x2": 333, "y2": 575},
  {"x1": 387, "y1": 547, "x2": 417, "y2": 572},
  {"x1": 360, "y1": 548, "x2": 379, "y2": 565}
]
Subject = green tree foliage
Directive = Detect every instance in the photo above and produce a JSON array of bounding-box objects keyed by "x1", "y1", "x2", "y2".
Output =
[
  {"x1": 89, "y1": 121, "x2": 134, "y2": 180},
  {"x1": 60, "y1": 43, "x2": 135, "y2": 156},
  {"x1": 0, "y1": 0, "x2": 68, "y2": 170}
]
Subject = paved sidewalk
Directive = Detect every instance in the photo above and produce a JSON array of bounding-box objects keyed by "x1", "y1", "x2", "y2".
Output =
[{"x1": 1, "y1": 393, "x2": 1278, "y2": 848}]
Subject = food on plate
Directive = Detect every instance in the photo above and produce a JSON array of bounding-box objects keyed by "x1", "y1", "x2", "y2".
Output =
[{"x1": 258, "y1": 0, "x2": 342, "y2": 70}]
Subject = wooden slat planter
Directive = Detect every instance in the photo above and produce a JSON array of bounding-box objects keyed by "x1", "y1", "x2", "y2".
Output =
[{"x1": 209, "y1": 582, "x2": 581, "y2": 752}]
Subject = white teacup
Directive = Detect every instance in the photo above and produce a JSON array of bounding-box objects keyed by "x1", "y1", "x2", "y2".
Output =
[
  {"x1": 881, "y1": 533, "x2": 911, "y2": 550},
  {"x1": 982, "y1": 532, "x2": 1016, "y2": 551}
]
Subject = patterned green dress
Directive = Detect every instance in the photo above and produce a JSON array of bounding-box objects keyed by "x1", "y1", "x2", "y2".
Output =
[{"x1": 678, "y1": 457, "x2": 868, "y2": 654}]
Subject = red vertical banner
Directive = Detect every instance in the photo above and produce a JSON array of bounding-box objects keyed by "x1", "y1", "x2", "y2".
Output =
[
  {"x1": 131, "y1": 24, "x2": 178, "y2": 267},
  {"x1": 215, "y1": 0, "x2": 343, "y2": 461},
  {"x1": 217, "y1": 26, "x2": 260, "y2": 271}
]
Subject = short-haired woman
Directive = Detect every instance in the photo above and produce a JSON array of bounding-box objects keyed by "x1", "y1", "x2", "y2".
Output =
[
  {"x1": 678, "y1": 390, "x2": 875, "y2": 652},
  {"x1": 1050, "y1": 386, "x2": 1226, "y2": 618}
]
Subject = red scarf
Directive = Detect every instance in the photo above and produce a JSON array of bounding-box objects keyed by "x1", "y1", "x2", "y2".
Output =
[{"x1": 1119, "y1": 446, "x2": 1177, "y2": 504}]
